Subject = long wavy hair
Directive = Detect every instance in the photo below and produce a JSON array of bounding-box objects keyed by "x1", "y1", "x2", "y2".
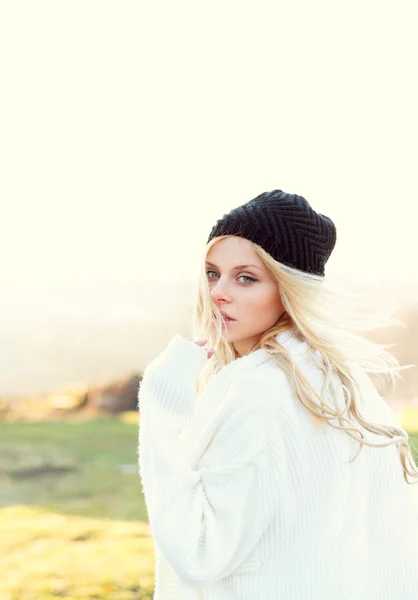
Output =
[{"x1": 191, "y1": 235, "x2": 418, "y2": 485}]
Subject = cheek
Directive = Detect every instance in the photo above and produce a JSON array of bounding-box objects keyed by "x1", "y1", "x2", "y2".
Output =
[{"x1": 244, "y1": 287, "x2": 283, "y2": 318}]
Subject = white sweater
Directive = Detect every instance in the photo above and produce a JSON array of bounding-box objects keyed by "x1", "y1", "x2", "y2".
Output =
[{"x1": 137, "y1": 327, "x2": 418, "y2": 600}]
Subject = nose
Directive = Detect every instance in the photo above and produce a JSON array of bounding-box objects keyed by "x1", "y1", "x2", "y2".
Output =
[{"x1": 210, "y1": 277, "x2": 232, "y2": 304}]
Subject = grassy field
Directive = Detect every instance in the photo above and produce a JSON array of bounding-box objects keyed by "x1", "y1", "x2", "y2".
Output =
[
  {"x1": 0, "y1": 417, "x2": 146, "y2": 521},
  {"x1": 0, "y1": 418, "x2": 154, "y2": 600},
  {"x1": 0, "y1": 417, "x2": 417, "y2": 600}
]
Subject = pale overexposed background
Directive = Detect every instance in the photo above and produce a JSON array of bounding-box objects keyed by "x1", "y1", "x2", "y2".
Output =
[{"x1": 1, "y1": 1, "x2": 417, "y2": 395}]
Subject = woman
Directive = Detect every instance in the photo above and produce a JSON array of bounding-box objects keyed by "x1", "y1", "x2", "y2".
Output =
[{"x1": 137, "y1": 189, "x2": 418, "y2": 600}]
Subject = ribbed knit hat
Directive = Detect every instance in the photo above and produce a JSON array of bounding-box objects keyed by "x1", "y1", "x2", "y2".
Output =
[{"x1": 207, "y1": 189, "x2": 337, "y2": 277}]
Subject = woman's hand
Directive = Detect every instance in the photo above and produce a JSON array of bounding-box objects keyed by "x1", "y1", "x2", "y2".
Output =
[{"x1": 194, "y1": 339, "x2": 215, "y2": 359}]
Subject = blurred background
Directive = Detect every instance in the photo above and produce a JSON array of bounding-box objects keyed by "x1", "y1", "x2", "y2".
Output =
[{"x1": 1, "y1": 1, "x2": 417, "y2": 599}]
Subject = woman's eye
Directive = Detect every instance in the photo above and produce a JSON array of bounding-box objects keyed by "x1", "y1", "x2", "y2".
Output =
[{"x1": 205, "y1": 270, "x2": 257, "y2": 284}]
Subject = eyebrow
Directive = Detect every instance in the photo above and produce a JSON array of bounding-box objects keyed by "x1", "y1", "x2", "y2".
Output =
[{"x1": 205, "y1": 261, "x2": 264, "y2": 272}]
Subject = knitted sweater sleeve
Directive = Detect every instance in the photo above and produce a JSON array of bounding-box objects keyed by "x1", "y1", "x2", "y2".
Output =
[{"x1": 137, "y1": 335, "x2": 282, "y2": 587}]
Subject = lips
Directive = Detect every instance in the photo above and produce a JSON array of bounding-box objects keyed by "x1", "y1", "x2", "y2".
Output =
[{"x1": 220, "y1": 311, "x2": 236, "y2": 321}]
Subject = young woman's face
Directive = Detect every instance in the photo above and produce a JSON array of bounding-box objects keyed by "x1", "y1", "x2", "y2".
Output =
[{"x1": 206, "y1": 236, "x2": 285, "y2": 356}]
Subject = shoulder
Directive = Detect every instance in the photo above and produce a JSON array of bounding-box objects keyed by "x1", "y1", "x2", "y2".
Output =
[
  {"x1": 214, "y1": 339, "x2": 324, "y2": 420},
  {"x1": 223, "y1": 358, "x2": 293, "y2": 420},
  {"x1": 233, "y1": 344, "x2": 325, "y2": 403},
  {"x1": 201, "y1": 365, "x2": 288, "y2": 462}
]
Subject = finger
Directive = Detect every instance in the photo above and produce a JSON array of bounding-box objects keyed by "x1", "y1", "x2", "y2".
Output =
[{"x1": 194, "y1": 339, "x2": 208, "y2": 347}]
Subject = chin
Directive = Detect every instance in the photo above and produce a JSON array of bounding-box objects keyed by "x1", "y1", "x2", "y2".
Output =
[
  {"x1": 221, "y1": 328, "x2": 236, "y2": 341},
  {"x1": 223, "y1": 330, "x2": 242, "y2": 343}
]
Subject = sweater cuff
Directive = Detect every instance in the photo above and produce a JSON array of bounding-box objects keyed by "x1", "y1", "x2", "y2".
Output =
[
  {"x1": 145, "y1": 335, "x2": 208, "y2": 381},
  {"x1": 140, "y1": 335, "x2": 208, "y2": 419}
]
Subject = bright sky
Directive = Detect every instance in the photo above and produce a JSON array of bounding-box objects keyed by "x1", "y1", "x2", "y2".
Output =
[{"x1": 1, "y1": 1, "x2": 417, "y2": 293}]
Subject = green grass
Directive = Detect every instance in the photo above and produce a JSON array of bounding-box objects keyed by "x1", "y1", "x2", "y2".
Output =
[
  {"x1": 408, "y1": 432, "x2": 418, "y2": 464},
  {"x1": 0, "y1": 417, "x2": 147, "y2": 521},
  {"x1": 0, "y1": 506, "x2": 155, "y2": 600}
]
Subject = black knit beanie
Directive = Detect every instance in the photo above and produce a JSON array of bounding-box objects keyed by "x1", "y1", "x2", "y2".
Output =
[{"x1": 207, "y1": 189, "x2": 337, "y2": 277}]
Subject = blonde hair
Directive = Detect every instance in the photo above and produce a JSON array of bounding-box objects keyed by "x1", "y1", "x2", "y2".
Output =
[{"x1": 191, "y1": 235, "x2": 418, "y2": 485}]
